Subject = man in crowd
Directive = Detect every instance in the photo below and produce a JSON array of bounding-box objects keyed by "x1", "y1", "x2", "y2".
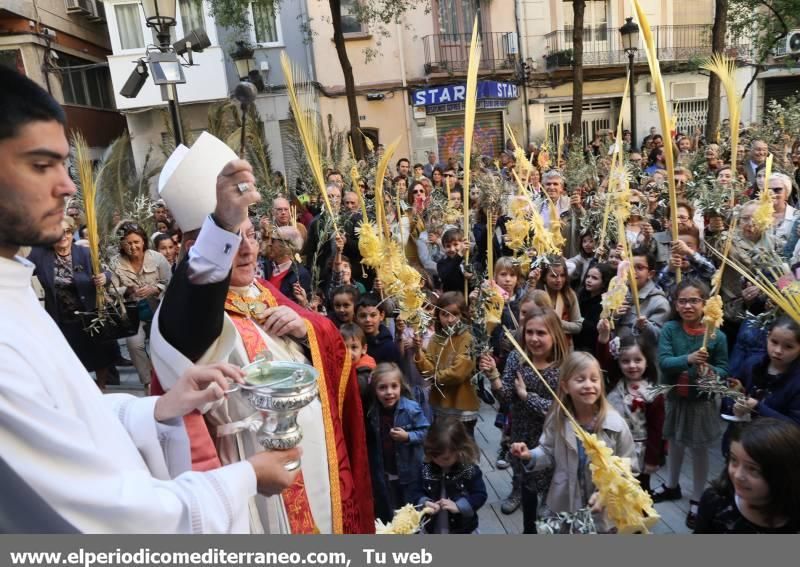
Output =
[
  {"x1": 423, "y1": 151, "x2": 443, "y2": 179},
  {"x1": 343, "y1": 191, "x2": 360, "y2": 214},
  {"x1": 744, "y1": 139, "x2": 769, "y2": 189},
  {"x1": 0, "y1": 66, "x2": 298, "y2": 533},
  {"x1": 271, "y1": 195, "x2": 307, "y2": 241},
  {"x1": 396, "y1": 157, "x2": 410, "y2": 179},
  {"x1": 537, "y1": 170, "x2": 584, "y2": 258}
]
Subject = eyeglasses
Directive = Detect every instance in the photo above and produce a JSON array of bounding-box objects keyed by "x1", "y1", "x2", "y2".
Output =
[{"x1": 677, "y1": 298, "x2": 704, "y2": 306}]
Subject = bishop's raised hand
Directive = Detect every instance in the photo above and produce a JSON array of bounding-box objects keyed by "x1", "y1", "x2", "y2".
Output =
[{"x1": 214, "y1": 159, "x2": 261, "y2": 234}]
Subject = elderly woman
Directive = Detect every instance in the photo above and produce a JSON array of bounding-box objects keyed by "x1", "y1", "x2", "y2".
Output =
[
  {"x1": 111, "y1": 222, "x2": 171, "y2": 387},
  {"x1": 27, "y1": 218, "x2": 115, "y2": 389},
  {"x1": 755, "y1": 172, "x2": 797, "y2": 255},
  {"x1": 720, "y1": 200, "x2": 770, "y2": 350}
]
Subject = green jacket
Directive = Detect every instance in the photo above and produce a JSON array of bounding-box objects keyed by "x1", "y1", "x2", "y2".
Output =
[{"x1": 658, "y1": 320, "x2": 728, "y2": 402}]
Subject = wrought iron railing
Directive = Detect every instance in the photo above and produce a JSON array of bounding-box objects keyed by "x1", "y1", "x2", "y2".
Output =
[
  {"x1": 543, "y1": 25, "x2": 752, "y2": 70},
  {"x1": 423, "y1": 32, "x2": 518, "y2": 74}
]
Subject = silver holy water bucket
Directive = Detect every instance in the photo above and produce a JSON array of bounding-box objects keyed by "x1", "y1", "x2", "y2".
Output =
[{"x1": 235, "y1": 359, "x2": 319, "y2": 471}]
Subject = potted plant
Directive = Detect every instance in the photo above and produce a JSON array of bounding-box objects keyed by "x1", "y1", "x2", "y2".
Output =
[{"x1": 545, "y1": 48, "x2": 574, "y2": 68}]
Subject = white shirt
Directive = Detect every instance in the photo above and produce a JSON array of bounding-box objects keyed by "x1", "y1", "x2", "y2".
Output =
[{"x1": 0, "y1": 255, "x2": 255, "y2": 533}]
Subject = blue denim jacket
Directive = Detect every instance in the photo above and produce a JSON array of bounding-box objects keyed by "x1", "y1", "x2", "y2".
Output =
[{"x1": 367, "y1": 396, "x2": 430, "y2": 521}]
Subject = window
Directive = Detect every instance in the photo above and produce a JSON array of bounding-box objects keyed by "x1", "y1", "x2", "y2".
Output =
[
  {"x1": 60, "y1": 53, "x2": 114, "y2": 109},
  {"x1": 253, "y1": 1, "x2": 278, "y2": 44},
  {"x1": 115, "y1": 4, "x2": 145, "y2": 50},
  {"x1": 437, "y1": 0, "x2": 482, "y2": 37},
  {"x1": 0, "y1": 50, "x2": 22, "y2": 72},
  {"x1": 563, "y1": 0, "x2": 608, "y2": 42},
  {"x1": 341, "y1": 0, "x2": 364, "y2": 34},
  {"x1": 179, "y1": 0, "x2": 206, "y2": 34}
]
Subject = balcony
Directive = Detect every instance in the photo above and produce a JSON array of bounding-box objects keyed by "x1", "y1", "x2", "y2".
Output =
[
  {"x1": 543, "y1": 25, "x2": 751, "y2": 71},
  {"x1": 423, "y1": 32, "x2": 518, "y2": 75}
]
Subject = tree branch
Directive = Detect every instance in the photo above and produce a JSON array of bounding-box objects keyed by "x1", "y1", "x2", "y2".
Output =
[
  {"x1": 758, "y1": 1, "x2": 790, "y2": 39},
  {"x1": 741, "y1": 64, "x2": 762, "y2": 99}
]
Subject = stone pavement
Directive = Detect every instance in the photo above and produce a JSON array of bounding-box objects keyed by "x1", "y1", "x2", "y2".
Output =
[{"x1": 472, "y1": 400, "x2": 725, "y2": 534}]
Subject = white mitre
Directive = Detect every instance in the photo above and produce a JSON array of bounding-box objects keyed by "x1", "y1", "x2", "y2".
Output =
[{"x1": 158, "y1": 132, "x2": 238, "y2": 232}]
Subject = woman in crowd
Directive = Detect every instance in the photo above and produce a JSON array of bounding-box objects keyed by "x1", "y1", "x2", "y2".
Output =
[
  {"x1": 28, "y1": 218, "x2": 116, "y2": 389},
  {"x1": 111, "y1": 222, "x2": 172, "y2": 388}
]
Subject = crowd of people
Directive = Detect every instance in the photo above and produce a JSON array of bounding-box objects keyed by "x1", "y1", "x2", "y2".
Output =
[{"x1": 3, "y1": 65, "x2": 800, "y2": 536}]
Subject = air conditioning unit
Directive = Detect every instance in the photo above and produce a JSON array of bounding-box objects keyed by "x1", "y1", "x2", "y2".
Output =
[
  {"x1": 86, "y1": 0, "x2": 106, "y2": 23},
  {"x1": 65, "y1": 0, "x2": 92, "y2": 15},
  {"x1": 785, "y1": 29, "x2": 800, "y2": 55}
]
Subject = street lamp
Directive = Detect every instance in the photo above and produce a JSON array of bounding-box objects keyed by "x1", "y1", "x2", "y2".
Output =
[
  {"x1": 619, "y1": 16, "x2": 639, "y2": 149},
  {"x1": 140, "y1": 0, "x2": 185, "y2": 145},
  {"x1": 141, "y1": 0, "x2": 177, "y2": 46},
  {"x1": 231, "y1": 41, "x2": 256, "y2": 81}
]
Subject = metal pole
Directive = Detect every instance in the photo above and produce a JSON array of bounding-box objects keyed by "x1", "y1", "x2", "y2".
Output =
[
  {"x1": 167, "y1": 85, "x2": 185, "y2": 147},
  {"x1": 628, "y1": 50, "x2": 637, "y2": 150},
  {"x1": 158, "y1": 25, "x2": 184, "y2": 147}
]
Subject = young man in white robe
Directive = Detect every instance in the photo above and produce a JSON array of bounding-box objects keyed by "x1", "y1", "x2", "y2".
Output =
[{"x1": 0, "y1": 66, "x2": 299, "y2": 533}]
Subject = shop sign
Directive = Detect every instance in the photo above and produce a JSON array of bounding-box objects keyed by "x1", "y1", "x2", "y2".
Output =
[{"x1": 412, "y1": 81, "x2": 519, "y2": 107}]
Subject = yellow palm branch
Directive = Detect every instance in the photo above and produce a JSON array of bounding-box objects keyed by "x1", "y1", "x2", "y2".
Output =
[
  {"x1": 752, "y1": 154, "x2": 774, "y2": 234},
  {"x1": 700, "y1": 54, "x2": 741, "y2": 200},
  {"x1": 374, "y1": 137, "x2": 401, "y2": 240},
  {"x1": 462, "y1": 17, "x2": 481, "y2": 262},
  {"x1": 631, "y1": 0, "x2": 680, "y2": 282},
  {"x1": 72, "y1": 132, "x2": 103, "y2": 310},
  {"x1": 280, "y1": 52, "x2": 337, "y2": 232}
]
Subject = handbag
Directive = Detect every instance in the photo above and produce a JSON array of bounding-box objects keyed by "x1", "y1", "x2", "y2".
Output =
[
  {"x1": 78, "y1": 301, "x2": 140, "y2": 341},
  {"x1": 136, "y1": 299, "x2": 155, "y2": 322}
]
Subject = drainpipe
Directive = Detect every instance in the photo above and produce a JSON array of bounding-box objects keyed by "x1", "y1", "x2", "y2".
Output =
[
  {"x1": 515, "y1": 0, "x2": 531, "y2": 147},
  {"x1": 396, "y1": 21, "x2": 414, "y2": 159},
  {"x1": 299, "y1": 0, "x2": 317, "y2": 82}
]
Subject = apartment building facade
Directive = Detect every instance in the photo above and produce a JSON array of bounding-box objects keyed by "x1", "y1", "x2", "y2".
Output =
[
  {"x1": 103, "y1": 0, "x2": 313, "y2": 176},
  {"x1": 0, "y1": 0, "x2": 126, "y2": 156}
]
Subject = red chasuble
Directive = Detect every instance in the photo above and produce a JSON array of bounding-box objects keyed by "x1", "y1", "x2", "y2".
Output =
[{"x1": 224, "y1": 278, "x2": 375, "y2": 534}]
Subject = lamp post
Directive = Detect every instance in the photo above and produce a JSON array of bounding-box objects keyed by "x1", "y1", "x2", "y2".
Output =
[
  {"x1": 231, "y1": 41, "x2": 256, "y2": 81},
  {"x1": 141, "y1": 0, "x2": 185, "y2": 146},
  {"x1": 619, "y1": 17, "x2": 639, "y2": 149}
]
